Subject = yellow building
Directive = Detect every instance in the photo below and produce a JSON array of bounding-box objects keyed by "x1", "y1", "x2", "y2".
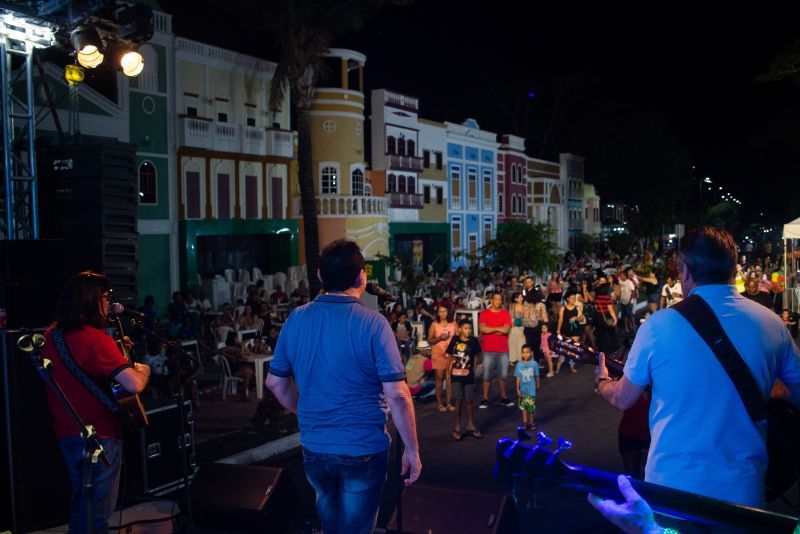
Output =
[{"x1": 291, "y1": 49, "x2": 389, "y2": 260}]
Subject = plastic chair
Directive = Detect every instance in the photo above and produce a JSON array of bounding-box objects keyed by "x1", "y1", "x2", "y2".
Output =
[
  {"x1": 253, "y1": 267, "x2": 263, "y2": 283},
  {"x1": 224, "y1": 269, "x2": 236, "y2": 283},
  {"x1": 274, "y1": 272, "x2": 287, "y2": 292},
  {"x1": 264, "y1": 275, "x2": 275, "y2": 294},
  {"x1": 239, "y1": 269, "x2": 252, "y2": 286},
  {"x1": 214, "y1": 326, "x2": 233, "y2": 346},
  {"x1": 213, "y1": 354, "x2": 244, "y2": 400}
]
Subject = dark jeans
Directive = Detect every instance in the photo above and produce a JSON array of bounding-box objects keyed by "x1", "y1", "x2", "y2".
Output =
[
  {"x1": 302, "y1": 447, "x2": 388, "y2": 534},
  {"x1": 523, "y1": 326, "x2": 542, "y2": 361},
  {"x1": 59, "y1": 436, "x2": 122, "y2": 534}
]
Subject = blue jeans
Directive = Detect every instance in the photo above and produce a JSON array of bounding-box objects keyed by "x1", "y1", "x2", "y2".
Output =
[
  {"x1": 482, "y1": 351, "x2": 509, "y2": 381},
  {"x1": 302, "y1": 447, "x2": 388, "y2": 534},
  {"x1": 59, "y1": 436, "x2": 122, "y2": 534}
]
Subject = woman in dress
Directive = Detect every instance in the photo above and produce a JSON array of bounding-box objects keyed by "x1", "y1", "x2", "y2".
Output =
[
  {"x1": 508, "y1": 292, "x2": 526, "y2": 365},
  {"x1": 428, "y1": 305, "x2": 457, "y2": 412},
  {"x1": 556, "y1": 291, "x2": 583, "y2": 373},
  {"x1": 546, "y1": 271, "x2": 563, "y2": 321}
]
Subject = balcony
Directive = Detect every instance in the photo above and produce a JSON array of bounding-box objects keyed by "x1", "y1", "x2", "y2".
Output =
[
  {"x1": 214, "y1": 122, "x2": 240, "y2": 152},
  {"x1": 179, "y1": 116, "x2": 212, "y2": 149},
  {"x1": 293, "y1": 194, "x2": 389, "y2": 217},
  {"x1": 241, "y1": 125, "x2": 267, "y2": 156},
  {"x1": 266, "y1": 129, "x2": 294, "y2": 158},
  {"x1": 384, "y1": 91, "x2": 419, "y2": 112},
  {"x1": 387, "y1": 154, "x2": 423, "y2": 172},
  {"x1": 389, "y1": 192, "x2": 424, "y2": 209}
]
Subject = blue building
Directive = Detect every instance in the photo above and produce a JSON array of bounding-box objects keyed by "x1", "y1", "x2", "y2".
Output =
[{"x1": 445, "y1": 119, "x2": 499, "y2": 268}]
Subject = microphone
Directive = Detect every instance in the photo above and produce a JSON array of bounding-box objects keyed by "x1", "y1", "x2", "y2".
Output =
[
  {"x1": 365, "y1": 282, "x2": 398, "y2": 301},
  {"x1": 109, "y1": 302, "x2": 148, "y2": 319}
]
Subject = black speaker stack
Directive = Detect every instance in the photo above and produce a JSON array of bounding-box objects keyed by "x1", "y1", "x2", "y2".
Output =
[{"x1": 37, "y1": 136, "x2": 139, "y2": 308}]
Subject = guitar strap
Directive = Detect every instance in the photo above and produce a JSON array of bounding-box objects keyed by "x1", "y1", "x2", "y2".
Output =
[
  {"x1": 671, "y1": 295, "x2": 768, "y2": 423},
  {"x1": 52, "y1": 328, "x2": 121, "y2": 417}
]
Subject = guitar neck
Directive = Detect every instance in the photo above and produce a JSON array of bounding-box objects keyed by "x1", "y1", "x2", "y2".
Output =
[{"x1": 561, "y1": 462, "x2": 798, "y2": 533}]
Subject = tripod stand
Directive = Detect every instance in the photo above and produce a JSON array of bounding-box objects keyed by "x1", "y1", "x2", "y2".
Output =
[{"x1": 18, "y1": 333, "x2": 111, "y2": 534}]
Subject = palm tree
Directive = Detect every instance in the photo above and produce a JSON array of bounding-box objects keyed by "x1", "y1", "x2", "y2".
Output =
[{"x1": 250, "y1": 0, "x2": 410, "y2": 296}]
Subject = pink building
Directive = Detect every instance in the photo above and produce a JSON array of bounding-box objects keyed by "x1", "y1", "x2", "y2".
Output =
[{"x1": 496, "y1": 134, "x2": 528, "y2": 223}]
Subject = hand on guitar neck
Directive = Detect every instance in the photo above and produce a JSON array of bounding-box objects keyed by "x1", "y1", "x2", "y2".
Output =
[{"x1": 547, "y1": 335, "x2": 624, "y2": 379}]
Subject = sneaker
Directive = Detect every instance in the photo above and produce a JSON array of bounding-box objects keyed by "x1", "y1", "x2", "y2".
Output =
[
  {"x1": 500, "y1": 398, "x2": 514, "y2": 407},
  {"x1": 478, "y1": 399, "x2": 489, "y2": 409}
]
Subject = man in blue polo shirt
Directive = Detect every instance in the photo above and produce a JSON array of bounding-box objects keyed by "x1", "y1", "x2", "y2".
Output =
[{"x1": 267, "y1": 240, "x2": 421, "y2": 534}]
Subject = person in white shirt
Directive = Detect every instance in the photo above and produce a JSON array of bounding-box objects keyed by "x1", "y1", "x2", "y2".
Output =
[
  {"x1": 659, "y1": 276, "x2": 683, "y2": 309},
  {"x1": 615, "y1": 270, "x2": 636, "y2": 333}
]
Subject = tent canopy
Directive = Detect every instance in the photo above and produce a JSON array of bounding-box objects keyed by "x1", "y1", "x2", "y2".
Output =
[{"x1": 784, "y1": 216, "x2": 800, "y2": 240}]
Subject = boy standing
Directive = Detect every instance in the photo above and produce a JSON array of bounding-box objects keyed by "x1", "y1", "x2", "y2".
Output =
[
  {"x1": 446, "y1": 319, "x2": 483, "y2": 440},
  {"x1": 514, "y1": 345, "x2": 541, "y2": 430}
]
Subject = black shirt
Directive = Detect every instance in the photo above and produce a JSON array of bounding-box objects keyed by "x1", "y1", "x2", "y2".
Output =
[
  {"x1": 741, "y1": 290, "x2": 772, "y2": 309},
  {"x1": 445, "y1": 336, "x2": 481, "y2": 383}
]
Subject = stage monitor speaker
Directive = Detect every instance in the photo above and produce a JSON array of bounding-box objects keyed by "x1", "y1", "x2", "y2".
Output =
[
  {"x1": 190, "y1": 463, "x2": 293, "y2": 533},
  {"x1": 0, "y1": 329, "x2": 72, "y2": 533},
  {"x1": 387, "y1": 484, "x2": 517, "y2": 534}
]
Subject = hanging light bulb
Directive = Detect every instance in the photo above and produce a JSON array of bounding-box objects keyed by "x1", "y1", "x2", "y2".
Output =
[{"x1": 120, "y1": 50, "x2": 144, "y2": 77}]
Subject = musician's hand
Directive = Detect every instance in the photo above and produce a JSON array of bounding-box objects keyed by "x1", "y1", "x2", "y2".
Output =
[
  {"x1": 595, "y1": 353, "x2": 609, "y2": 381},
  {"x1": 134, "y1": 362, "x2": 151, "y2": 378},
  {"x1": 401, "y1": 449, "x2": 422, "y2": 486},
  {"x1": 587, "y1": 475, "x2": 662, "y2": 534},
  {"x1": 122, "y1": 336, "x2": 134, "y2": 352}
]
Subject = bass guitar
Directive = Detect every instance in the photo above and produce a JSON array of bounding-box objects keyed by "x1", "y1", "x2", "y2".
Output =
[
  {"x1": 111, "y1": 316, "x2": 149, "y2": 430},
  {"x1": 495, "y1": 429, "x2": 799, "y2": 533}
]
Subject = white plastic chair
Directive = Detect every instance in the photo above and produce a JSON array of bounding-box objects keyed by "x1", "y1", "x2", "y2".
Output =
[
  {"x1": 274, "y1": 272, "x2": 287, "y2": 292},
  {"x1": 224, "y1": 269, "x2": 236, "y2": 283},
  {"x1": 214, "y1": 326, "x2": 233, "y2": 346},
  {"x1": 253, "y1": 267, "x2": 263, "y2": 283},
  {"x1": 214, "y1": 354, "x2": 244, "y2": 400},
  {"x1": 239, "y1": 269, "x2": 252, "y2": 286},
  {"x1": 264, "y1": 275, "x2": 275, "y2": 294}
]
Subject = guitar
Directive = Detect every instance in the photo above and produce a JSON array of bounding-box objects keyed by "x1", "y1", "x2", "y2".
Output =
[
  {"x1": 547, "y1": 334, "x2": 624, "y2": 378},
  {"x1": 494, "y1": 430, "x2": 799, "y2": 533},
  {"x1": 111, "y1": 316, "x2": 149, "y2": 430}
]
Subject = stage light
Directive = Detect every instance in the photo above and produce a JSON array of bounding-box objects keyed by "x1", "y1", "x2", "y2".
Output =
[
  {"x1": 120, "y1": 50, "x2": 144, "y2": 76},
  {"x1": 64, "y1": 64, "x2": 85, "y2": 84},
  {"x1": 71, "y1": 26, "x2": 104, "y2": 68}
]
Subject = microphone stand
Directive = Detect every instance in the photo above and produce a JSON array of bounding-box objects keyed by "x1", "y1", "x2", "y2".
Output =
[
  {"x1": 125, "y1": 320, "x2": 197, "y2": 533},
  {"x1": 20, "y1": 334, "x2": 111, "y2": 534}
]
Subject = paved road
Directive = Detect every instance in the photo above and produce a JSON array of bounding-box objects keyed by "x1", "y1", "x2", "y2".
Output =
[{"x1": 261, "y1": 363, "x2": 627, "y2": 533}]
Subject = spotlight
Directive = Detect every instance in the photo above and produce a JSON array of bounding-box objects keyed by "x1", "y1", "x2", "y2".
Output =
[
  {"x1": 120, "y1": 50, "x2": 144, "y2": 76},
  {"x1": 71, "y1": 26, "x2": 104, "y2": 68}
]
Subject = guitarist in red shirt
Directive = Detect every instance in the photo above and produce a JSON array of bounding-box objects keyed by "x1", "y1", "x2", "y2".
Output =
[{"x1": 42, "y1": 271, "x2": 150, "y2": 533}]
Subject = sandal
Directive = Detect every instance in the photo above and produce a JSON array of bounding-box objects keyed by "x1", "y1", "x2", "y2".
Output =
[
  {"x1": 466, "y1": 427, "x2": 483, "y2": 439},
  {"x1": 452, "y1": 430, "x2": 462, "y2": 441},
  {"x1": 447, "y1": 404, "x2": 456, "y2": 412},
  {"x1": 438, "y1": 404, "x2": 447, "y2": 412}
]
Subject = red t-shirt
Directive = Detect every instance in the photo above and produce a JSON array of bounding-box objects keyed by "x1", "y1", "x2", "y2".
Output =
[
  {"x1": 42, "y1": 326, "x2": 131, "y2": 439},
  {"x1": 479, "y1": 308, "x2": 512, "y2": 353},
  {"x1": 618, "y1": 394, "x2": 651, "y2": 442}
]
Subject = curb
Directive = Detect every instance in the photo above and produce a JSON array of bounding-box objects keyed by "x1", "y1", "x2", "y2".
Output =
[{"x1": 216, "y1": 432, "x2": 301, "y2": 465}]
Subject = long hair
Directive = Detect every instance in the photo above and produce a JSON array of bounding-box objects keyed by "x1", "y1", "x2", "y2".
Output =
[{"x1": 54, "y1": 271, "x2": 110, "y2": 331}]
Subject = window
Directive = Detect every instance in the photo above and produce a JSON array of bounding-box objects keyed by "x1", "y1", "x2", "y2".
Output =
[
  {"x1": 321, "y1": 165, "x2": 338, "y2": 194},
  {"x1": 450, "y1": 167, "x2": 460, "y2": 206},
  {"x1": 452, "y1": 219, "x2": 461, "y2": 253},
  {"x1": 436, "y1": 186, "x2": 443, "y2": 205},
  {"x1": 351, "y1": 168, "x2": 364, "y2": 196},
  {"x1": 423, "y1": 185, "x2": 431, "y2": 204},
  {"x1": 483, "y1": 170, "x2": 492, "y2": 210},
  {"x1": 138, "y1": 161, "x2": 157, "y2": 205},
  {"x1": 469, "y1": 233, "x2": 478, "y2": 257},
  {"x1": 217, "y1": 173, "x2": 231, "y2": 219},
  {"x1": 217, "y1": 112, "x2": 228, "y2": 123},
  {"x1": 185, "y1": 170, "x2": 201, "y2": 219},
  {"x1": 398, "y1": 175, "x2": 407, "y2": 194},
  {"x1": 186, "y1": 106, "x2": 198, "y2": 117},
  {"x1": 484, "y1": 221, "x2": 492, "y2": 244},
  {"x1": 407, "y1": 176, "x2": 416, "y2": 194},
  {"x1": 244, "y1": 175, "x2": 259, "y2": 219},
  {"x1": 509, "y1": 164, "x2": 516, "y2": 184},
  {"x1": 387, "y1": 173, "x2": 396, "y2": 193},
  {"x1": 407, "y1": 139, "x2": 416, "y2": 157},
  {"x1": 423, "y1": 150, "x2": 430, "y2": 168},
  {"x1": 498, "y1": 192, "x2": 504, "y2": 215},
  {"x1": 246, "y1": 116, "x2": 256, "y2": 127},
  {"x1": 387, "y1": 136, "x2": 396, "y2": 155},
  {"x1": 397, "y1": 137, "x2": 406, "y2": 156},
  {"x1": 468, "y1": 169, "x2": 477, "y2": 209},
  {"x1": 435, "y1": 152, "x2": 443, "y2": 169}
]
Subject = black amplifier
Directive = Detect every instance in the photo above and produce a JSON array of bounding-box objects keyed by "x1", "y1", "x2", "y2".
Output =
[{"x1": 124, "y1": 398, "x2": 197, "y2": 496}]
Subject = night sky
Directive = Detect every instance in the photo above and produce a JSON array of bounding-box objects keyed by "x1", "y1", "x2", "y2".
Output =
[{"x1": 162, "y1": 1, "x2": 800, "y2": 224}]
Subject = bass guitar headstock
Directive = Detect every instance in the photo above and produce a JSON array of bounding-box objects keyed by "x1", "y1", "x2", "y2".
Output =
[
  {"x1": 547, "y1": 335, "x2": 624, "y2": 379},
  {"x1": 494, "y1": 429, "x2": 572, "y2": 486}
]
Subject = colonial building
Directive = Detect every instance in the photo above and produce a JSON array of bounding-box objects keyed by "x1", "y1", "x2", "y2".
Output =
[
  {"x1": 526, "y1": 156, "x2": 567, "y2": 250},
  {"x1": 497, "y1": 134, "x2": 528, "y2": 224},
  {"x1": 445, "y1": 119, "x2": 498, "y2": 268},
  {"x1": 562, "y1": 153, "x2": 585, "y2": 250},
  {"x1": 291, "y1": 49, "x2": 389, "y2": 261},
  {"x1": 582, "y1": 183, "x2": 602, "y2": 236}
]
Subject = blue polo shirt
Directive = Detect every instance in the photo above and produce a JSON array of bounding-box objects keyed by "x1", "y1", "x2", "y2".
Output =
[
  {"x1": 624, "y1": 284, "x2": 800, "y2": 507},
  {"x1": 269, "y1": 294, "x2": 406, "y2": 455}
]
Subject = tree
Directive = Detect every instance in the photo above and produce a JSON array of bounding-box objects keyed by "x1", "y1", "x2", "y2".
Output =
[
  {"x1": 480, "y1": 222, "x2": 557, "y2": 275},
  {"x1": 573, "y1": 233, "x2": 598, "y2": 257},
  {"x1": 251, "y1": 0, "x2": 409, "y2": 296}
]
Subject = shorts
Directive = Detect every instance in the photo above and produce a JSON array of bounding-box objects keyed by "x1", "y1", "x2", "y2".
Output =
[
  {"x1": 618, "y1": 434, "x2": 650, "y2": 454},
  {"x1": 620, "y1": 302, "x2": 634, "y2": 318},
  {"x1": 646, "y1": 293, "x2": 659, "y2": 304},
  {"x1": 546, "y1": 293, "x2": 562, "y2": 304},
  {"x1": 482, "y1": 352, "x2": 509, "y2": 381},
  {"x1": 518, "y1": 395, "x2": 536, "y2": 413},
  {"x1": 450, "y1": 381, "x2": 476, "y2": 401}
]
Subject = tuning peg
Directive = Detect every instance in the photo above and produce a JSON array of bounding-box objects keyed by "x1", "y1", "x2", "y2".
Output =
[
  {"x1": 516, "y1": 426, "x2": 531, "y2": 442},
  {"x1": 536, "y1": 432, "x2": 552, "y2": 447},
  {"x1": 545, "y1": 437, "x2": 573, "y2": 466}
]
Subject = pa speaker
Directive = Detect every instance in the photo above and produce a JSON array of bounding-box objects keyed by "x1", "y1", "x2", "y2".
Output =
[
  {"x1": 388, "y1": 484, "x2": 517, "y2": 534},
  {"x1": 190, "y1": 463, "x2": 293, "y2": 533}
]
